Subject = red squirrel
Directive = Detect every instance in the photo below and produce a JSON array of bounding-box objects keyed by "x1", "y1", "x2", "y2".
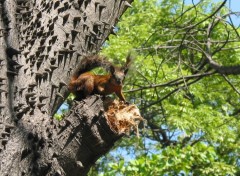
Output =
[{"x1": 68, "y1": 54, "x2": 132, "y2": 102}]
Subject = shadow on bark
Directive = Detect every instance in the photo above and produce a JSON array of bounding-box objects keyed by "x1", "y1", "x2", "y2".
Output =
[{"x1": 40, "y1": 95, "x2": 143, "y2": 176}]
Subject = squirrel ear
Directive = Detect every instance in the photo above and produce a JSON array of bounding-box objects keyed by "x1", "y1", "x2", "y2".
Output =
[
  {"x1": 124, "y1": 52, "x2": 134, "y2": 71},
  {"x1": 123, "y1": 68, "x2": 129, "y2": 75},
  {"x1": 109, "y1": 65, "x2": 115, "y2": 74},
  {"x1": 121, "y1": 52, "x2": 133, "y2": 75}
]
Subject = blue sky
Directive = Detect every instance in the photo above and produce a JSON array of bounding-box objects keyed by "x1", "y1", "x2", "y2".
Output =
[
  {"x1": 185, "y1": 0, "x2": 240, "y2": 26},
  {"x1": 228, "y1": 0, "x2": 240, "y2": 26},
  {"x1": 227, "y1": 0, "x2": 240, "y2": 11}
]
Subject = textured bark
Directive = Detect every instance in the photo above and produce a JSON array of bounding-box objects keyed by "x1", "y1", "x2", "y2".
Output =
[{"x1": 0, "y1": 0, "x2": 133, "y2": 175}]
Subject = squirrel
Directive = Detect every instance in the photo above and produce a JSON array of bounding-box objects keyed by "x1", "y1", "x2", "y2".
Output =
[{"x1": 68, "y1": 54, "x2": 132, "y2": 102}]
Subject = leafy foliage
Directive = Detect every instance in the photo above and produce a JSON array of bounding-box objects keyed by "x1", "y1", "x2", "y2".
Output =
[{"x1": 88, "y1": 0, "x2": 240, "y2": 175}]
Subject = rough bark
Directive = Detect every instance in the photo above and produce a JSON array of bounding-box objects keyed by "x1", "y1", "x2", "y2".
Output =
[{"x1": 0, "y1": 0, "x2": 133, "y2": 175}]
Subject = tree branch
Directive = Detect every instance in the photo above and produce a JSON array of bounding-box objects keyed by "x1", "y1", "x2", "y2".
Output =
[
  {"x1": 221, "y1": 74, "x2": 240, "y2": 96},
  {"x1": 125, "y1": 71, "x2": 214, "y2": 93},
  {"x1": 205, "y1": 18, "x2": 240, "y2": 75}
]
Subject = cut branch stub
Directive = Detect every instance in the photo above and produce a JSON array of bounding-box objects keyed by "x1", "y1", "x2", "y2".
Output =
[
  {"x1": 104, "y1": 99, "x2": 144, "y2": 137},
  {"x1": 54, "y1": 95, "x2": 143, "y2": 176}
]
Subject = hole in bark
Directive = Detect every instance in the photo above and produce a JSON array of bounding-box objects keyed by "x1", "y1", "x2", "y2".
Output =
[
  {"x1": 51, "y1": 35, "x2": 57, "y2": 43},
  {"x1": 36, "y1": 61, "x2": 42, "y2": 70},
  {"x1": 58, "y1": 54, "x2": 64, "y2": 66},
  {"x1": 40, "y1": 38, "x2": 46, "y2": 46},
  {"x1": 73, "y1": 16, "x2": 81, "y2": 29},
  {"x1": 28, "y1": 132, "x2": 34, "y2": 140},
  {"x1": 5, "y1": 127, "x2": 11, "y2": 133},
  {"x1": 62, "y1": 14, "x2": 70, "y2": 26},
  {"x1": 78, "y1": 0, "x2": 84, "y2": 8},
  {"x1": 33, "y1": 135, "x2": 39, "y2": 142},
  {"x1": 49, "y1": 23, "x2": 54, "y2": 31},
  {"x1": 71, "y1": 30, "x2": 79, "y2": 43},
  {"x1": 47, "y1": 46, "x2": 51, "y2": 53},
  {"x1": 2, "y1": 140, "x2": 7, "y2": 147},
  {"x1": 54, "y1": 1, "x2": 60, "y2": 9},
  {"x1": 29, "y1": 110, "x2": 34, "y2": 115},
  {"x1": 84, "y1": 1, "x2": 89, "y2": 8},
  {"x1": 45, "y1": 2, "x2": 50, "y2": 9},
  {"x1": 21, "y1": 148, "x2": 32, "y2": 160},
  {"x1": 64, "y1": 40, "x2": 69, "y2": 47},
  {"x1": 50, "y1": 59, "x2": 56, "y2": 65},
  {"x1": 99, "y1": 5, "x2": 106, "y2": 20},
  {"x1": 39, "y1": 138, "x2": 45, "y2": 149},
  {"x1": 33, "y1": 152, "x2": 40, "y2": 160},
  {"x1": 32, "y1": 163, "x2": 39, "y2": 173},
  {"x1": 47, "y1": 132, "x2": 52, "y2": 138},
  {"x1": 32, "y1": 143, "x2": 37, "y2": 151},
  {"x1": 54, "y1": 172, "x2": 61, "y2": 176},
  {"x1": 58, "y1": 7, "x2": 65, "y2": 13},
  {"x1": 38, "y1": 163, "x2": 51, "y2": 176},
  {"x1": 93, "y1": 24, "x2": 100, "y2": 35},
  {"x1": 64, "y1": 2, "x2": 70, "y2": 9}
]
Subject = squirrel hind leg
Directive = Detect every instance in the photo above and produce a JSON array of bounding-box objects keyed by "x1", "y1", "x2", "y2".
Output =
[
  {"x1": 73, "y1": 75, "x2": 94, "y2": 100},
  {"x1": 74, "y1": 93, "x2": 84, "y2": 101},
  {"x1": 74, "y1": 84, "x2": 93, "y2": 101},
  {"x1": 82, "y1": 78, "x2": 94, "y2": 97}
]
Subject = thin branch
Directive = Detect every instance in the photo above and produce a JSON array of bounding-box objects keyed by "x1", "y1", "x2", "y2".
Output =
[
  {"x1": 141, "y1": 75, "x2": 205, "y2": 110},
  {"x1": 125, "y1": 71, "x2": 215, "y2": 93},
  {"x1": 222, "y1": 74, "x2": 240, "y2": 96},
  {"x1": 136, "y1": 70, "x2": 152, "y2": 85},
  {"x1": 184, "y1": 0, "x2": 227, "y2": 30},
  {"x1": 204, "y1": 18, "x2": 240, "y2": 75}
]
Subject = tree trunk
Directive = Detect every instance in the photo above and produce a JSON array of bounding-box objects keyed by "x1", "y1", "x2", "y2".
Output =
[{"x1": 0, "y1": 0, "x2": 133, "y2": 175}]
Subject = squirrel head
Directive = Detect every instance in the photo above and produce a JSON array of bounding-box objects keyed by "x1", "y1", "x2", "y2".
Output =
[
  {"x1": 109, "y1": 65, "x2": 125, "y2": 85},
  {"x1": 109, "y1": 53, "x2": 134, "y2": 85}
]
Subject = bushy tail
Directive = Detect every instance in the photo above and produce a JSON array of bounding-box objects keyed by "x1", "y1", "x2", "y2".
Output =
[{"x1": 73, "y1": 55, "x2": 114, "y2": 78}]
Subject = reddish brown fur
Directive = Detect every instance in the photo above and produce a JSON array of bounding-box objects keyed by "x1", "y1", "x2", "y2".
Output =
[
  {"x1": 68, "y1": 72, "x2": 126, "y2": 101},
  {"x1": 68, "y1": 55, "x2": 132, "y2": 101}
]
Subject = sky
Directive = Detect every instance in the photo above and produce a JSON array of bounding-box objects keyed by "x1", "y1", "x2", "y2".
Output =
[
  {"x1": 228, "y1": 0, "x2": 240, "y2": 26},
  {"x1": 185, "y1": 0, "x2": 240, "y2": 26}
]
